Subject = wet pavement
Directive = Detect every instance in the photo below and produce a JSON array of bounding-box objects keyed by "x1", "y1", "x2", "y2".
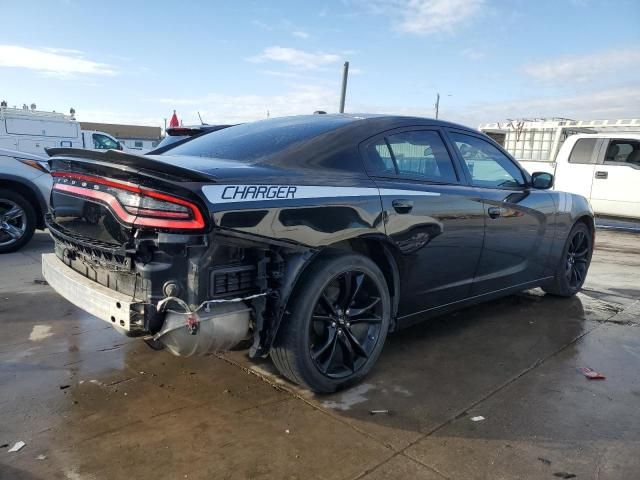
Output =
[{"x1": 1, "y1": 230, "x2": 639, "y2": 479}]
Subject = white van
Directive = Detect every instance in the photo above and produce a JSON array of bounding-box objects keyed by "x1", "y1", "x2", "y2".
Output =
[
  {"x1": 553, "y1": 134, "x2": 640, "y2": 220},
  {"x1": 0, "y1": 106, "x2": 122, "y2": 155}
]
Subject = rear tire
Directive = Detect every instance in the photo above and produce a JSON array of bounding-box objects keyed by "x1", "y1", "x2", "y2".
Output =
[
  {"x1": 271, "y1": 252, "x2": 391, "y2": 393},
  {"x1": 0, "y1": 188, "x2": 36, "y2": 254},
  {"x1": 543, "y1": 222, "x2": 593, "y2": 297}
]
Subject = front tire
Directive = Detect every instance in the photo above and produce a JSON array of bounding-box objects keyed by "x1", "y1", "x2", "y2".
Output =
[
  {"x1": 271, "y1": 252, "x2": 391, "y2": 393},
  {"x1": 0, "y1": 189, "x2": 36, "y2": 254},
  {"x1": 543, "y1": 222, "x2": 593, "y2": 297}
]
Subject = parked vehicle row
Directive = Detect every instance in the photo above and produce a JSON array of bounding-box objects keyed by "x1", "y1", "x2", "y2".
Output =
[
  {"x1": 0, "y1": 105, "x2": 122, "y2": 155},
  {"x1": 41, "y1": 115, "x2": 594, "y2": 392},
  {"x1": 0, "y1": 148, "x2": 51, "y2": 253}
]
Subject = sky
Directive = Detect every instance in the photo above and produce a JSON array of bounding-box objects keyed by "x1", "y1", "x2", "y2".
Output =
[{"x1": 1, "y1": 0, "x2": 639, "y2": 130}]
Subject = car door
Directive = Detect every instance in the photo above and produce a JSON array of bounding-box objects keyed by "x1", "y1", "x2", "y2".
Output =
[
  {"x1": 589, "y1": 138, "x2": 640, "y2": 219},
  {"x1": 554, "y1": 137, "x2": 603, "y2": 199},
  {"x1": 445, "y1": 129, "x2": 556, "y2": 295},
  {"x1": 361, "y1": 128, "x2": 485, "y2": 320}
]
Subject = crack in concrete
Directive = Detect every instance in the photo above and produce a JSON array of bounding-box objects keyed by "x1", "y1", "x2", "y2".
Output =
[{"x1": 352, "y1": 319, "x2": 609, "y2": 480}]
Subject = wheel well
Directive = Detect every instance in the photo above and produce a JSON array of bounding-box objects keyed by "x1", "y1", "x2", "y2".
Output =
[
  {"x1": 0, "y1": 180, "x2": 45, "y2": 229},
  {"x1": 311, "y1": 238, "x2": 401, "y2": 328},
  {"x1": 576, "y1": 215, "x2": 595, "y2": 241}
]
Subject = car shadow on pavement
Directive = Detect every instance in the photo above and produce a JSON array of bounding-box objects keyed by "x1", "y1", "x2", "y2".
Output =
[{"x1": 228, "y1": 290, "x2": 639, "y2": 444}]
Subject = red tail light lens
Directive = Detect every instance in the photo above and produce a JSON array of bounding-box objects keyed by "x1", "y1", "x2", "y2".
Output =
[{"x1": 52, "y1": 172, "x2": 205, "y2": 230}]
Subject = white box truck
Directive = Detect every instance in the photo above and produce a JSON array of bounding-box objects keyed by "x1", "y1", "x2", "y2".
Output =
[{"x1": 0, "y1": 105, "x2": 123, "y2": 155}]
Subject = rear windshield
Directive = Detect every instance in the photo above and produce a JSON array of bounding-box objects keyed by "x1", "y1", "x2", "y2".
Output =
[
  {"x1": 163, "y1": 117, "x2": 353, "y2": 162},
  {"x1": 155, "y1": 135, "x2": 189, "y2": 149}
]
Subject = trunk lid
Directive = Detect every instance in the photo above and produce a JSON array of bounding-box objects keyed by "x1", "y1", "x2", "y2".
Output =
[{"x1": 47, "y1": 148, "x2": 212, "y2": 250}]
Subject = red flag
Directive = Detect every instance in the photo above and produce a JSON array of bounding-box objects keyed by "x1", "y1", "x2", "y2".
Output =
[{"x1": 169, "y1": 110, "x2": 179, "y2": 128}]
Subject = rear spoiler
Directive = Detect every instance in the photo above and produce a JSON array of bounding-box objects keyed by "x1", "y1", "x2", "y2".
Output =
[{"x1": 45, "y1": 148, "x2": 213, "y2": 182}]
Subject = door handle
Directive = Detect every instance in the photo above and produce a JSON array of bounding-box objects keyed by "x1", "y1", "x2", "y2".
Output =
[
  {"x1": 392, "y1": 199, "x2": 414, "y2": 213},
  {"x1": 595, "y1": 171, "x2": 608, "y2": 179},
  {"x1": 487, "y1": 206, "x2": 502, "y2": 219}
]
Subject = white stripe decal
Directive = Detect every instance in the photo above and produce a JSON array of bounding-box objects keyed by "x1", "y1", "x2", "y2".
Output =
[{"x1": 202, "y1": 184, "x2": 440, "y2": 204}]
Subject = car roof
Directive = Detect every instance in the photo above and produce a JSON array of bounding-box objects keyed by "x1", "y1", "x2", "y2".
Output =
[{"x1": 263, "y1": 113, "x2": 478, "y2": 131}]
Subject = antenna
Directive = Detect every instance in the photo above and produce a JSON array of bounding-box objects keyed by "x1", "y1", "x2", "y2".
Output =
[
  {"x1": 197, "y1": 111, "x2": 204, "y2": 125},
  {"x1": 339, "y1": 61, "x2": 349, "y2": 113}
]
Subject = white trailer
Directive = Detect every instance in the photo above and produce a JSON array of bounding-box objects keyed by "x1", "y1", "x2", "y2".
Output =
[{"x1": 0, "y1": 105, "x2": 122, "y2": 155}]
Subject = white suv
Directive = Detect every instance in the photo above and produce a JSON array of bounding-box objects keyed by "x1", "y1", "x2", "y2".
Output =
[{"x1": 0, "y1": 148, "x2": 52, "y2": 253}]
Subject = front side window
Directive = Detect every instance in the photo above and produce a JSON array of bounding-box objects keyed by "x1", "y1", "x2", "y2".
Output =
[
  {"x1": 449, "y1": 132, "x2": 525, "y2": 188},
  {"x1": 569, "y1": 138, "x2": 598, "y2": 164},
  {"x1": 604, "y1": 140, "x2": 640, "y2": 166},
  {"x1": 92, "y1": 133, "x2": 119, "y2": 150}
]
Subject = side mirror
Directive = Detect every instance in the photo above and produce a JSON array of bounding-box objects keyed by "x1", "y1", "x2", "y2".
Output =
[{"x1": 531, "y1": 171, "x2": 554, "y2": 190}]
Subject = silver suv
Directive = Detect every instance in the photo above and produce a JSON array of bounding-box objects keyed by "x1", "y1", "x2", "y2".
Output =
[{"x1": 0, "y1": 148, "x2": 52, "y2": 253}]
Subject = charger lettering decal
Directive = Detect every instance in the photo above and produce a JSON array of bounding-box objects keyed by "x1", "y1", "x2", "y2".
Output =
[
  {"x1": 222, "y1": 185, "x2": 298, "y2": 200},
  {"x1": 202, "y1": 185, "x2": 440, "y2": 204}
]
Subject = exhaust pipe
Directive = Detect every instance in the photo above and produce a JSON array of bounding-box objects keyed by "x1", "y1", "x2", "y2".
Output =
[{"x1": 154, "y1": 302, "x2": 251, "y2": 357}]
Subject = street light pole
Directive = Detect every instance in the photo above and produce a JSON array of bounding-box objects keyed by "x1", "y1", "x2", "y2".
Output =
[
  {"x1": 435, "y1": 92, "x2": 440, "y2": 119},
  {"x1": 339, "y1": 61, "x2": 349, "y2": 113}
]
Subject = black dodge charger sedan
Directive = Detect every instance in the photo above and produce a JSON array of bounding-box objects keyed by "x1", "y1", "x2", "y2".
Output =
[{"x1": 43, "y1": 115, "x2": 594, "y2": 392}]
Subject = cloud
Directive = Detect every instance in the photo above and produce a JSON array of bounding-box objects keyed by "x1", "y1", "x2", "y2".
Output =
[
  {"x1": 78, "y1": 109, "x2": 164, "y2": 127},
  {"x1": 0, "y1": 45, "x2": 116, "y2": 77},
  {"x1": 251, "y1": 19, "x2": 274, "y2": 31},
  {"x1": 453, "y1": 86, "x2": 640, "y2": 127},
  {"x1": 357, "y1": 0, "x2": 484, "y2": 35},
  {"x1": 460, "y1": 47, "x2": 486, "y2": 60},
  {"x1": 523, "y1": 48, "x2": 640, "y2": 84},
  {"x1": 248, "y1": 46, "x2": 341, "y2": 69},
  {"x1": 157, "y1": 84, "x2": 338, "y2": 124},
  {"x1": 292, "y1": 30, "x2": 310, "y2": 39},
  {"x1": 399, "y1": 0, "x2": 485, "y2": 34}
]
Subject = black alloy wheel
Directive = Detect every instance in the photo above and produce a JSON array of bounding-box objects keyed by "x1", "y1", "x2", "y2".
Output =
[
  {"x1": 543, "y1": 222, "x2": 593, "y2": 297},
  {"x1": 565, "y1": 228, "x2": 590, "y2": 290},
  {"x1": 310, "y1": 270, "x2": 384, "y2": 379},
  {"x1": 271, "y1": 252, "x2": 391, "y2": 393}
]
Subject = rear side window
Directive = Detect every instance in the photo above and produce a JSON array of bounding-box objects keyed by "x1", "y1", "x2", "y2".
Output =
[
  {"x1": 366, "y1": 140, "x2": 396, "y2": 174},
  {"x1": 366, "y1": 130, "x2": 458, "y2": 183},
  {"x1": 569, "y1": 138, "x2": 598, "y2": 164}
]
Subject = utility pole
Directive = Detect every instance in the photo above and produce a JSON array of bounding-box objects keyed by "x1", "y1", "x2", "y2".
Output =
[
  {"x1": 435, "y1": 92, "x2": 440, "y2": 119},
  {"x1": 339, "y1": 61, "x2": 349, "y2": 113}
]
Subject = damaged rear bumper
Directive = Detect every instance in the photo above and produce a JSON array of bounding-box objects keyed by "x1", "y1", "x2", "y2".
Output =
[
  {"x1": 42, "y1": 253, "x2": 140, "y2": 334},
  {"x1": 41, "y1": 253, "x2": 253, "y2": 354}
]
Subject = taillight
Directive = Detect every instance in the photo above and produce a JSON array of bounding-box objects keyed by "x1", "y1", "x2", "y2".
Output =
[{"x1": 52, "y1": 172, "x2": 205, "y2": 230}]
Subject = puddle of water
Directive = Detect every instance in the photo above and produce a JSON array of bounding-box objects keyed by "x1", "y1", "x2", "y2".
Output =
[
  {"x1": 321, "y1": 383, "x2": 375, "y2": 411},
  {"x1": 29, "y1": 325, "x2": 53, "y2": 341}
]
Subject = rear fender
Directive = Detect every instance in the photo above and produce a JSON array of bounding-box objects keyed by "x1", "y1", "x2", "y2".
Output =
[
  {"x1": 547, "y1": 191, "x2": 594, "y2": 272},
  {"x1": 255, "y1": 235, "x2": 401, "y2": 356}
]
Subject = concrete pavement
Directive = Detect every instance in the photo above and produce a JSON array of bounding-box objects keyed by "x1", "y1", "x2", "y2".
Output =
[{"x1": 1, "y1": 230, "x2": 639, "y2": 479}]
